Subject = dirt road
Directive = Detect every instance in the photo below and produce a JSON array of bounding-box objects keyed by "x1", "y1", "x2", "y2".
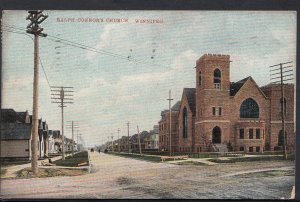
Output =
[{"x1": 0, "y1": 152, "x2": 294, "y2": 199}]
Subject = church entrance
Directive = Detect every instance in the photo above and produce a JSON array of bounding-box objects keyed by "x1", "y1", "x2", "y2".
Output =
[{"x1": 212, "y1": 126, "x2": 221, "y2": 144}]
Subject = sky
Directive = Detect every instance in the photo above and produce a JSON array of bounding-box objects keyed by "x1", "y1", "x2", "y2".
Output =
[{"x1": 1, "y1": 10, "x2": 296, "y2": 147}]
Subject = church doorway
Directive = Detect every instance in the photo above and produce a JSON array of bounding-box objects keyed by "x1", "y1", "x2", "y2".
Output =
[{"x1": 212, "y1": 126, "x2": 221, "y2": 144}]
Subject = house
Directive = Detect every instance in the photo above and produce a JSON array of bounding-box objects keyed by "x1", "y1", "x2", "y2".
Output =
[
  {"x1": 159, "y1": 101, "x2": 180, "y2": 151},
  {"x1": 48, "y1": 130, "x2": 55, "y2": 153},
  {"x1": 38, "y1": 119, "x2": 44, "y2": 158},
  {"x1": 144, "y1": 125, "x2": 159, "y2": 150},
  {"x1": 0, "y1": 123, "x2": 32, "y2": 160},
  {"x1": 52, "y1": 130, "x2": 62, "y2": 153},
  {"x1": 42, "y1": 121, "x2": 49, "y2": 157},
  {"x1": 1, "y1": 109, "x2": 30, "y2": 124},
  {"x1": 65, "y1": 137, "x2": 74, "y2": 152},
  {"x1": 118, "y1": 136, "x2": 130, "y2": 152},
  {"x1": 129, "y1": 131, "x2": 152, "y2": 153},
  {"x1": 158, "y1": 54, "x2": 295, "y2": 153},
  {"x1": 0, "y1": 109, "x2": 32, "y2": 160}
]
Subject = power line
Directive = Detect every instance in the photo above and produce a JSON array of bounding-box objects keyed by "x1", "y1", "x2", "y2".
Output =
[
  {"x1": 38, "y1": 56, "x2": 51, "y2": 88},
  {"x1": 2, "y1": 28, "x2": 52, "y2": 90},
  {"x1": 3, "y1": 23, "x2": 171, "y2": 69}
]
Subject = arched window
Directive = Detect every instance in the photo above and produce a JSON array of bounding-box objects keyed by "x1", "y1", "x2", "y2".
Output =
[
  {"x1": 183, "y1": 107, "x2": 188, "y2": 138},
  {"x1": 240, "y1": 98, "x2": 259, "y2": 118},
  {"x1": 278, "y1": 130, "x2": 286, "y2": 147},
  {"x1": 199, "y1": 71, "x2": 202, "y2": 86},
  {"x1": 280, "y1": 97, "x2": 287, "y2": 116},
  {"x1": 213, "y1": 69, "x2": 221, "y2": 89},
  {"x1": 212, "y1": 126, "x2": 221, "y2": 144}
]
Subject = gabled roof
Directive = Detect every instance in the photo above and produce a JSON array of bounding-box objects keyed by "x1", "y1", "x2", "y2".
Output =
[
  {"x1": 38, "y1": 128, "x2": 44, "y2": 141},
  {"x1": 42, "y1": 121, "x2": 48, "y2": 131},
  {"x1": 1, "y1": 109, "x2": 16, "y2": 123},
  {"x1": 52, "y1": 130, "x2": 61, "y2": 138},
  {"x1": 183, "y1": 88, "x2": 196, "y2": 115},
  {"x1": 230, "y1": 76, "x2": 267, "y2": 99},
  {"x1": 171, "y1": 101, "x2": 181, "y2": 111},
  {"x1": 1, "y1": 123, "x2": 32, "y2": 140},
  {"x1": 1, "y1": 109, "x2": 29, "y2": 124},
  {"x1": 129, "y1": 131, "x2": 150, "y2": 143},
  {"x1": 43, "y1": 130, "x2": 48, "y2": 139},
  {"x1": 16, "y1": 112, "x2": 28, "y2": 123},
  {"x1": 160, "y1": 101, "x2": 181, "y2": 118},
  {"x1": 160, "y1": 109, "x2": 169, "y2": 117},
  {"x1": 230, "y1": 76, "x2": 250, "y2": 96}
]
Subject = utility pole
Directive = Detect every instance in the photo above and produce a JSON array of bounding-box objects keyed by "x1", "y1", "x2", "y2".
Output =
[
  {"x1": 269, "y1": 61, "x2": 293, "y2": 160},
  {"x1": 107, "y1": 136, "x2": 110, "y2": 150},
  {"x1": 26, "y1": 10, "x2": 48, "y2": 175},
  {"x1": 76, "y1": 130, "x2": 79, "y2": 151},
  {"x1": 111, "y1": 135, "x2": 114, "y2": 152},
  {"x1": 77, "y1": 133, "x2": 82, "y2": 151},
  {"x1": 167, "y1": 90, "x2": 173, "y2": 157},
  {"x1": 127, "y1": 122, "x2": 130, "y2": 153},
  {"x1": 118, "y1": 128, "x2": 120, "y2": 153},
  {"x1": 51, "y1": 86, "x2": 74, "y2": 160},
  {"x1": 137, "y1": 125, "x2": 142, "y2": 154},
  {"x1": 66, "y1": 121, "x2": 79, "y2": 156}
]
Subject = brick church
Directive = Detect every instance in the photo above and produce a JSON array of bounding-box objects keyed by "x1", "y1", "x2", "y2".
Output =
[{"x1": 159, "y1": 54, "x2": 295, "y2": 153}]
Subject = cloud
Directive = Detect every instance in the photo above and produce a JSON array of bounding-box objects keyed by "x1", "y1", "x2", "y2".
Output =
[{"x1": 171, "y1": 49, "x2": 198, "y2": 70}]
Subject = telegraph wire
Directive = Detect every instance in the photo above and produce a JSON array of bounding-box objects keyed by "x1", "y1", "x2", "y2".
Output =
[
  {"x1": 2, "y1": 24, "x2": 171, "y2": 69},
  {"x1": 2, "y1": 28, "x2": 52, "y2": 90}
]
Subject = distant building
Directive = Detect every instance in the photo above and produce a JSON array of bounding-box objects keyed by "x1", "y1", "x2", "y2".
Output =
[
  {"x1": 129, "y1": 131, "x2": 151, "y2": 153},
  {"x1": 145, "y1": 125, "x2": 159, "y2": 150},
  {"x1": 118, "y1": 136, "x2": 130, "y2": 152},
  {"x1": 159, "y1": 101, "x2": 180, "y2": 151},
  {"x1": 52, "y1": 130, "x2": 62, "y2": 153}
]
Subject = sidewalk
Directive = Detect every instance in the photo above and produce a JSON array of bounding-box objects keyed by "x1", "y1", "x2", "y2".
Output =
[
  {"x1": 165, "y1": 158, "x2": 218, "y2": 165},
  {"x1": 1, "y1": 154, "x2": 72, "y2": 179}
]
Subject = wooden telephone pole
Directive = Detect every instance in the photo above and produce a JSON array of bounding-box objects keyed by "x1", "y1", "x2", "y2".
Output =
[
  {"x1": 137, "y1": 125, "x2": 142, "y2": 154},
  {"x1": 111, "y1": 134, "x2": 114, "y2": 152},
  {"x1": 127, "y1": 122, "x2": 130, "y2": 153},
  {"x1": 269, "y1": 61, "x2": 293, "y2": 159},
  {"x1": 66, "y1": 121, "x2": 79, "y2": 156},
  {"x1": 26, "y1": 10, "x2": 48, "y2": 175},
  {"x1": 167, "y1": 90, "x2": 173, "y2": 157},
  {"x1": 118, "y1": 128, "x2": 120, "y2": 153},
  {"x1": 51, "y1": 86, "x2": 74, "y2": 160}
]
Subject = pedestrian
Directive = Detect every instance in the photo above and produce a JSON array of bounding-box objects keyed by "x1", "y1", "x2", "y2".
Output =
[{"x1": 98, "y1": 149, "x2": 101, "y2": 153}]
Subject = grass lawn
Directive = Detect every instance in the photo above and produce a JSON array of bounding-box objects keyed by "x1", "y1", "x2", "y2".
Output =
[
  {"x1": 1, "y1": 168, "x2": 7, "y2": 176},
  {"x1": 208, "y1": 155, "x2": 294, "y2": 163},
  {"x1": 176, "y1": 161, "x2": 207, "y2": 166},
  {"x1": 109, "y1": 152, "x2": 162, "y2": 162},
  {"x1": 16, "y1": 167, "x2": 87, "y2": 178},
  {"x1": 53, "y1": 151, "x2": 89, "y2": 167}
]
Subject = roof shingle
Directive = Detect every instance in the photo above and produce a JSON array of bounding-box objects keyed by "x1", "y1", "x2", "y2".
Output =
[
  {"x1": 183, "y1": 88, "x2": 196, "y2": 115},
  {"x1": 1, "y1": 123, "x2": 32, "y2": 140}
]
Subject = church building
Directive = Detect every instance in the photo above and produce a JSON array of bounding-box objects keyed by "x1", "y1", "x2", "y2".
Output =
[{"x1": 159, "y1": 53, "x2": 295, "y2": 153}]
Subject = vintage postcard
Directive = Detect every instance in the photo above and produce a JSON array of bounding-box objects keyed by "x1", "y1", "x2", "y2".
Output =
[{"x1": 0, "y1": 10, "x2": 296, "y2": 199}]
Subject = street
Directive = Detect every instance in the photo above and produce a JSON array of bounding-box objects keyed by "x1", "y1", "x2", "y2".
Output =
[{"x1": 0, "y1": 152, "x2": 295, "y2": 199}]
